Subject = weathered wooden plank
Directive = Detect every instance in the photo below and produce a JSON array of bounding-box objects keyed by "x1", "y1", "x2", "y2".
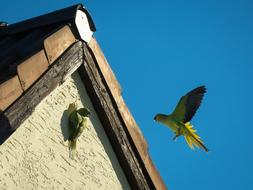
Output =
[
  {"x1": 88, "y1": 38, "x2": 166, "y2": 190},
  {"x1": 144, "y1": 154, "x2": 167, "y2": 190},
  {"x1": 78, "y1": 43, "x2": 151, "y2": 190},
  {"x1": 88, "y1": 37, "x2": 149, "y2": 170},
  {"x1": 88, "y1": 37, "x2": 121, "y2": 96},
  {"x1": 3, "y1": 41, "x2": 83, "y2": 133},
  {"x1": 17, "y1": 50, "x2": 49, "y2": 91},
  {"x1": 0, "y1": 75, "x2": 23, "y2": 111},
  {"x1": 44, "y1": 25, "x2": 76, "y2": 64}
]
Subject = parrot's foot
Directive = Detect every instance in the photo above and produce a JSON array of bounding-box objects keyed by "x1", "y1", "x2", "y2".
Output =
[
  {"x1": 173, "y1": 127, "x2": 182, "y2": 140},
  {"x1": 173, "y1": 135, "x2": 179, "y2": 141}
]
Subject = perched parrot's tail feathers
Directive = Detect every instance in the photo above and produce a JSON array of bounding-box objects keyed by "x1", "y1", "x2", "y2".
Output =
[
  {"x1": 184, "y1": 122, "x2": 208, "y2": 152},
  {"x1": 68, "y1": 140, "x2": 77, "y2": 159}
]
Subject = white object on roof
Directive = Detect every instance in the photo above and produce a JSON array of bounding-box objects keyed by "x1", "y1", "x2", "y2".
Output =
[{"x1": 75, "y1": 9, "x2": 93, "y2": 43}]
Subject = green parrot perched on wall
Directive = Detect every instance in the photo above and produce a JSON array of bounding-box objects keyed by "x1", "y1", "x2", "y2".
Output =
[
  {"x1": 154, "y1": 86, "x2": 208, "y2": 152},
  {"x1": 67, "y1": 102, "x2": 90, "y2": 158}
]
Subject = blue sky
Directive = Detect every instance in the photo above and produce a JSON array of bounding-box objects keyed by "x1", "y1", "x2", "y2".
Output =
[{"x1": 1, "y1": 0, "x2": 253, "y2": 189}]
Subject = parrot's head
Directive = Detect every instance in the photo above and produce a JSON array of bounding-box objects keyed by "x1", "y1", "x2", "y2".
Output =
[
  {"x1": 81, "y1": 107, "x2": 91, "y2": 117},
  {"x1": 153, "y1": 113, "x2": 167, "y2": 122}
]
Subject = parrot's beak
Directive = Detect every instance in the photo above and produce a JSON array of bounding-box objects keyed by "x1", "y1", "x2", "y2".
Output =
[
  {"x1": 85, "y1": 108, "x2": 91, "y2": 116},
  {"x1": 153, "y1": 115, "x2": 157, "y2": 121}
]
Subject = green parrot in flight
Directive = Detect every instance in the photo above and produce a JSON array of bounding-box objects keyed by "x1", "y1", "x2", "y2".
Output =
[
  {"x1": 154, "y1": 86, "x2": 208, "y2": 152},
  {"x1": 67, "y1": 102, "x2": 90, "y2": 158}
]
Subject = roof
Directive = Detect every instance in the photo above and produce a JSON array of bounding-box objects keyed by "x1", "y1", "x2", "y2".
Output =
[
  {"x1": 0, "y1": 4, "x2": 95, "y2": 84},
  {"x1": 0, "y1": 4, "x2": 166, "y2": 190}
]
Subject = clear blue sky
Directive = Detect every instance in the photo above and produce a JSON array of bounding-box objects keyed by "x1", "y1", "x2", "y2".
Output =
[{"x1": 1, "y1": 1, "x2": 252, "y2": 189}]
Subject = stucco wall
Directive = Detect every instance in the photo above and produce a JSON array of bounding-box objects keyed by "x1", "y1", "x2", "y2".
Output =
[{"x1": 0, "y1": 72, "x2": 131, "y2": 190}]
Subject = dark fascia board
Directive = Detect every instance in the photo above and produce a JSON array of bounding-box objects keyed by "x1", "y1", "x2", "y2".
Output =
[
  {"x1": 0, "y1": 4, "x2": 96, "y2": 38},
  {"x1": 79, "y1": 43, "x2": 152, "y2": 190}
]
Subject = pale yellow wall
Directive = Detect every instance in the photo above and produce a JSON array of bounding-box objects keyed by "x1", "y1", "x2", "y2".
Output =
[{"x1": 0, "y1": 72, "x2": 131, "y2": 190}]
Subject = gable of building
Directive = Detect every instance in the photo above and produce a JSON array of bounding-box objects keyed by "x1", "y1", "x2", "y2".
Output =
[{"x1": 0, "y1": 4, "x2": 166, "y2": 190}]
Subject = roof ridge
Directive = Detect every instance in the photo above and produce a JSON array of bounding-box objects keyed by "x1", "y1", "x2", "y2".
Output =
[{"x1": 0, "y1": 4, "x2": 95, "y2": 38}]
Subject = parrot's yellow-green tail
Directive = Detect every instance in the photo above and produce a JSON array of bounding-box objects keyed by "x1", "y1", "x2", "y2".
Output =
[
  {"x1": 184, "y1": 122, "x2": 208, "y2": 152},
  {"x1": 68, "y1": 140, "x2": 77, "y2": 159}
]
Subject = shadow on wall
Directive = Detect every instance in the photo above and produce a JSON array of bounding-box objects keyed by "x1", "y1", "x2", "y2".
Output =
[
  {"x1": 0, "y1": 112, "x2": 12, "y2": 145},
  {"x1": 60, "y1": 110, "x2": 70, "y2": 142}
]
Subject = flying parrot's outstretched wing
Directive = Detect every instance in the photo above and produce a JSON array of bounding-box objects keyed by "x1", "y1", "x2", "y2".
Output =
[{"x1": 172, "y1": 86, "x2": 206, "y2": 123}]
